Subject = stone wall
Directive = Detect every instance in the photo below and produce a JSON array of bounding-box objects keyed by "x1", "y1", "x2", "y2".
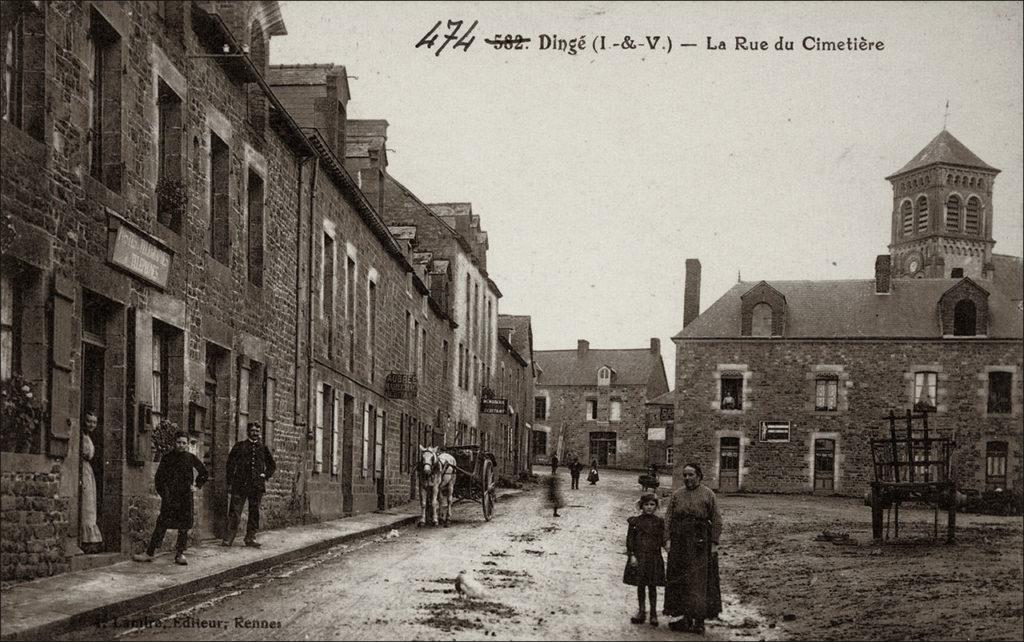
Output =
[
  {"x1": 539, "y1": 384, "x2": 651, "y2": 470},
  {"x1": 0, "y1": 456, "x2": 70, "y2": 581},
  {"x1": 674, "y1": 338, "x2": 1024, "y2": 496}
]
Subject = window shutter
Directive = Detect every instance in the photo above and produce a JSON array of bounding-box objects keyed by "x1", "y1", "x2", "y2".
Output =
[
  {"x1": 128, "y1": 309, "x2": 154, "y2": 463},
  {"x1": 47, "y1": 274, "x2": 76, "y2": 457},
  {"x1": 264, "y1": 374, "x2": 275, "y2": 448},
  {"x1": 314, "y1": 382, "x2": 323, "y2": 473},
  {"x1": 236, "y1": 358, "x2": 251, "y2": 442},
  {"x1": 332, "y1": 389, "x2": 341, "y2": 476}
]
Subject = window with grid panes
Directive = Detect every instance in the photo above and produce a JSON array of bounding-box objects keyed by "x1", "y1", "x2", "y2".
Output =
[{"x1": 815, "y1": 376, "x2": 838, "y2": 411}]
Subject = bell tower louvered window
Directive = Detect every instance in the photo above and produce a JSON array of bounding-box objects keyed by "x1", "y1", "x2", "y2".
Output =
[
  {"x1": 915, "y1": 196, "x2": 929, "y2": 234},
  {"x1": 900, "y1": 201, "x2": 913, "y2": 236},
  {"x1": 945, "y1": 195, "x2": 961, "y2": 232},
  {"x1": 965, "y1": 197, "x2": 981, "y2": 235}
]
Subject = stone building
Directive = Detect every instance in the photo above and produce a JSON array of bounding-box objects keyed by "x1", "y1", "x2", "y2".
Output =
[
  {"x1": 534, "y1": 339, "x2": 669, "y2": 470},
  {"x1": 340, "y1": 121, "x2": 502, "y2": 449},
  {"x1": 644, "y1": 390, "x2": 675, "y2": 469},
  {"x1": 266, "y1": 64, "x2": 455, "y2": 517},
  {"x1": 672, "y1": 131, "x2": 1023, "y2": 496},
  {"x1": 484, "y1": 314, "x2": 535, "y2": 478},
  {"x1": 1, "y1": 0, "x2": 309, "y2": 579}
]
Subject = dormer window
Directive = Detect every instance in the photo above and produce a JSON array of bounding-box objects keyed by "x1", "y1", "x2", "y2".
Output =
[
  {"x1": 741, "y1": 282, "x2": 786, "y2": 336},
  {"x1": 953, "y1": 300, "x2": 977, "y2": 336},
  {"x1": 751, "y1": 303, "x2": 772, "y2": 337},
  {"x1": 597, "y1": 366, "x2": 611, "y2": 386},
  {"x1": 939, "y1": 279, "x2": 989, "y2": 336}
]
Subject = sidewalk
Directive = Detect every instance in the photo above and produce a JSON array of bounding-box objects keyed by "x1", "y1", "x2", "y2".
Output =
[{"x1": 0, "y1": 503, "x2": 424, "y2": 641}]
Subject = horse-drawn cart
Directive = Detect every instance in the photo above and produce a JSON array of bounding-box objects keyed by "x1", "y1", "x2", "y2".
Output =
[{"x1": 443, "y1": 445, "x2": 498, "y2": 521}]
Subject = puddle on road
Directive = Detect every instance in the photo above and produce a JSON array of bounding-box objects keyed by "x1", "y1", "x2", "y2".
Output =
[
  {"x1": 708, "y1": 593, "x2": 781, "y2": 641},
  {"x1": 418, "y1": 599, "x2": 520, "y2": 633}
]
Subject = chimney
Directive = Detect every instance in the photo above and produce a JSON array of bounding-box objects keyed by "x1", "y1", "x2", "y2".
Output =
[
  {"x1": 683, "y1": 259, "x2": 702, "y2": 327},
  {"x1": 875, "y1": 255, "x2": 891, "y2": 294},
  {"x1": 577, "y1": 339, "x2": 589, "y2": 357},
  {"x1": 650, "y1": 338, "x2": 660, "y2": 354}
]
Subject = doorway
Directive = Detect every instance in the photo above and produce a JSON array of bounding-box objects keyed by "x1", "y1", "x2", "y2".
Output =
[
  {"x1": 719, "y1": 437, "x2": 740, "y2": 493},
  {"x1": 80, "y1": 292, "x2": 121, "y2": 552},
  {"x1": 814, "y1": 439, "x2": 836, "y2": 492},
  {"x1": 589, "y1": 432, "x2": 616, "y2": 467},
  {"x1": 375, "y1": 411, "x2": 386, "y2": 510}
]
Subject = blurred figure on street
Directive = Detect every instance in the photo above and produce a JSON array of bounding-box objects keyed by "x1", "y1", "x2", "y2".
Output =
[
  {"x1": 546, "y1": 472, "x2": 564, "y2": 517},
  {"x1": 623, "y1": 493, "x2": 666, "y2": 627},
  {"x1": 587, "y1": 459, "x2": 600, "y2": 485},
  {"x1": 223, "y1": 422, "x2": 276, "y2": 548},
  {"x1": 663, "y1": 463, "x2": 722, "y2": 634},
  {"x1": 133, "y1": 432, "x2": 207, "y2": 565},
  {"x1": 550, "y1": 454, "x2": 559, "y2": 476}
]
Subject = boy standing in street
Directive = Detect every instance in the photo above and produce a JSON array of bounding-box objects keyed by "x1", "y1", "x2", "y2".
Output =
[{"x1": 133, "y1": 432, "x2": 208, "y2": 565}]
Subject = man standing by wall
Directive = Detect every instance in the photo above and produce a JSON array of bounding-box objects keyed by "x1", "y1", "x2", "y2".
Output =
[{"x1": 222, "y1": 422, "x2": 276, "y2": 548}]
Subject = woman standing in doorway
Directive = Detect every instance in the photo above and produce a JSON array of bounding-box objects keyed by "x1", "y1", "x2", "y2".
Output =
[
  {"x1": 80, "y1": 412, "x2": 103, "y2": 553},
  {"x1": 663, "y1": 463, "x2": 722, "y2": 634}
]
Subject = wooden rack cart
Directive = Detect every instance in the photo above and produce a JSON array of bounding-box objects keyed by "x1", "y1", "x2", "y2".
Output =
[
  {"x1": 442, "y1": 445, "x2": 498, "y2": 521},
  {"x1": 869, "y1": 409, "x2": 958, "y2": 543}
]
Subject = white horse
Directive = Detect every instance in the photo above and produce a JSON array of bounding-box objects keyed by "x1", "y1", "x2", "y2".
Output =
[{"x1": 418, "y1": 445, "x2": 456, "y2": 527}]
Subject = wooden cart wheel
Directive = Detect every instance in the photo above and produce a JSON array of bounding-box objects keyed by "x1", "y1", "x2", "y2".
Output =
[{"x1": 482, "y1": 459, "x2": 495, "y2": 521}]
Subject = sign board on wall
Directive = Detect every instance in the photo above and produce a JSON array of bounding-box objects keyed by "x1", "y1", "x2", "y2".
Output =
[
  {"x1": 107, "y1": 219, "x2": 172, "y2": 288},
  {"x1": 647, "y1": 427, "x2": 666, "y2": 441},
  {"x1": 481, "y1": 398, "x2": 509, "y2": 414}
]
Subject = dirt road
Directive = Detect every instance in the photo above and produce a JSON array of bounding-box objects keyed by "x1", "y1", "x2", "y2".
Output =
[{"x1": 64, "y1": 470, "x2": 1022, "y2": 641}]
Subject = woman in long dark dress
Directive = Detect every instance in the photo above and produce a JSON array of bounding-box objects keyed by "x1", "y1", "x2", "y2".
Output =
[{"x1": 663, "y1": 463, "x2": 722, "y2": 634}]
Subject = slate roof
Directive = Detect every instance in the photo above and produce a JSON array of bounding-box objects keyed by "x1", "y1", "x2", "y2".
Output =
[
  {"x1": 676, "y1": 271, "x2": 1023, "y2": 340},
  {"x1": 646, "y1": 390, "x2": 675, "y2": 406},
  {"x1": 535, "y1": 348, "x2": 662, "y2": 387},
  {"x1": 992, "y1": 254, "x2": 1024, "y2": 303},
  {"x1": 889, "y1": 130, "x2": 998, "y2": 178},
  {"x1": 267, "y1": 63, "x2": 341, "y2": 85},
  {"x1": 498, "y1": 315, "x2": 534, "y2": 364}
]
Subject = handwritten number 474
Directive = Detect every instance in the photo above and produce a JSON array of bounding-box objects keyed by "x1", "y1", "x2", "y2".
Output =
[{"x1": 416, "y1": 20, "x2": 478, "y2": 56}]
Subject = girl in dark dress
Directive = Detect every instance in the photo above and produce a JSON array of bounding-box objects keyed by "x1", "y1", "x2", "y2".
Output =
[{"x1": 622, "y1": 493, "x2": 667, "y2": 627}]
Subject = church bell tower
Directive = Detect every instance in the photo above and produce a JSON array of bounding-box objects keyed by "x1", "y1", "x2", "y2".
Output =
[{"x1": 885, "y1": 130, "x2": 1000, "y2": 280}]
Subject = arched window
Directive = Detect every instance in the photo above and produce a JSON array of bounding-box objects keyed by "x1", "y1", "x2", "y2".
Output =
[
  {"x1": 915, "y1": 196, "x2": 929, "y2": 234},
  {"x1": 900, "y1": 201, "x2": 913, "y2": 237},
  {"x1": 953, "y1": 300, "x2": 977, "y2": 336},
  {"x1": 597, "y1": 367, "x2": 611, "y2": 386},
  {"x1": 751, "y1": 302, "x2": 772, "y2": 337},
  {"x1": 965, "y1": 197, "x2": 981, "y2": 235},
  {"x1": 945, "y1": 194, "x2": 961, "y2": 232}
]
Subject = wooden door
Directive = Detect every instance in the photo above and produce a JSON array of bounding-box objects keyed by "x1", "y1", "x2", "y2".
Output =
[{"x1": 719, "y1": 437, "x2": 740, "y2": 493}]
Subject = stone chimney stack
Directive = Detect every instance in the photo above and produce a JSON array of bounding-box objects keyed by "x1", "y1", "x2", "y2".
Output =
[
  {"x1": 577, "y1": 339, "x2": 589, "y2": 357},
  {"x1": 650, "y1": 338, "x2": 660, "y2": 354},
  {"x1": 875, "y1": 255, "x2": 892, "y2": 294},
  {"x1": 683, "y1": 259, "x2": 702, "y2": 327}
]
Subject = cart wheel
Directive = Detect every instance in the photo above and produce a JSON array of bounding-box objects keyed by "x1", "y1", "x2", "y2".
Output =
[{"x1": 482, "y1": 459, "x2": 495, "y2": 521}]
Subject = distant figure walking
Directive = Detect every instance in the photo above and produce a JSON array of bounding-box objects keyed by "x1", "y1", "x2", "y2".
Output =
[
  {"x1": 569, "y1": 459, "x2": 584, "y2": 489},
  {"x1": 623, "y1": 493, "x2": 667, "y2": 627},
  {"x1": 550, "y1": 454, "x2": 559, "y2": 476},
  {"x1": 546, "y1": 473, "x2": 564, "y2": 517},
  {"x1": 588, "y1": 460, "x2": 600, "y2": 485}
]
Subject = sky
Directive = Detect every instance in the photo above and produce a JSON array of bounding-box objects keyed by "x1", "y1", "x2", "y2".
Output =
[{"x1": 271, "y1": 1, "x2": 1024, "y2": 384}]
